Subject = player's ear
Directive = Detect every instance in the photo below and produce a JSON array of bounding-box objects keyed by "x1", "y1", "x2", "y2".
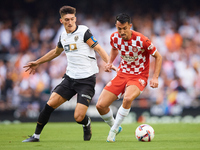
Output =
[
  {"x1": 129, "y1": 23, "x2": 132, "y2": 29},
  {"x1": 60, "y1": 18, "x2": 63, "y2": 24}
]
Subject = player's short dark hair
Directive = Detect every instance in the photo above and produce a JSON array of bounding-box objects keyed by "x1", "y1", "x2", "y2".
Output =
[
  {"x1": 116, "y1": 13, "x2": 131, "y2": 24},
  {"x1": 59, "y1": 6, "x2": 76, "y2": 17}
]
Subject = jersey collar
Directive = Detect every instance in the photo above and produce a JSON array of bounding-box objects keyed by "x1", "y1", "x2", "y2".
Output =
[
  {"x1": 72, "y1": 25, "x2": 78, "y2": 34},
  {"x1": 67, "y1": 26, "x2": 78, "y2": 35}
]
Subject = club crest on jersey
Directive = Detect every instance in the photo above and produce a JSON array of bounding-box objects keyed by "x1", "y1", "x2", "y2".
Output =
[
  {"x1": 139, "y1": 78, "x2": 146, "y2": 87},
  {"x1": 133, "y1": 47, "x2": 138, "y2": 52},
  {"x1": 74, "y1": 35, "x2": 79, "y2": 42}
]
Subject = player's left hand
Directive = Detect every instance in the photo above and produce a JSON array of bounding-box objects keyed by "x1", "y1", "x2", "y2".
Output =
[{"x1": 149, "y1": 77, "x2": 159, "y2": 88}]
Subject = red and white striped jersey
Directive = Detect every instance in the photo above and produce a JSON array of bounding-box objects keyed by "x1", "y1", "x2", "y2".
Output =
[{"x1": 110, "y1": 30, "x2": 157, "y2": 77}]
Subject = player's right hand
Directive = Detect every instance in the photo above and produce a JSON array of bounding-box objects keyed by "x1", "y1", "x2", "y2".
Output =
[
  {"x1": 111, "y1": 64, "x2": 118, "y2": 72},
  {"x1": 105, "y1": 63, "x2": 118, "y2": 72},
  {"x1": 104, "y1": 63, "x2": 112, "y2": 72},
  {"x1": 23, "y1": 61, "x2": 39, "y2": 74}
]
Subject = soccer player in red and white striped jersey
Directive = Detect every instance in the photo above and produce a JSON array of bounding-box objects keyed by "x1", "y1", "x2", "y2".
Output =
[{"x1": 96, "y1": 13, "x2": 162, "y2": 142}]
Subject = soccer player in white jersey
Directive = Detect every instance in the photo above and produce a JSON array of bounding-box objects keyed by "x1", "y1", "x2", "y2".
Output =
[
  {"x1": 22, "y1": 6, "x2": 115, "y2": 142},
  {"x1": 96, "y1": 13, "x2": 162, "y2": 142}
]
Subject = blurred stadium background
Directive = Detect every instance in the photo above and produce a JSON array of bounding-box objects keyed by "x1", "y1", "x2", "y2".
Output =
[{"x1": 0, "y1": 0, "x2": 200, "y2": 123}]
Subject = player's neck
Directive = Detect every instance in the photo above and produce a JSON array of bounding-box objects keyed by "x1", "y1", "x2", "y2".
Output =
[
  {"x1": 66, "y1": 25, "x2": 77, "y2": 34},
  {"x1": 128, "y1": 31, "x2": 133, "y2": 40}
]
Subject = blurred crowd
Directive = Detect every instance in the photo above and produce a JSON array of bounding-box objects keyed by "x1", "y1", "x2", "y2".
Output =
[{"x1": 0, "y1": 0, "x2": 200, "y2": 118}]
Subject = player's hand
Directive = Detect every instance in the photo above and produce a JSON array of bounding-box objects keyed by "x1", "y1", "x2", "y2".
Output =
[
  {"x1": 149, "y1": 77, "x2": 159, "y2": 88},
  {"x1": 111, "y1": 64, "x2": 118, "y2": 72},
  {"x1": 105, "y1": 63, "x2": 118, "y2": 72},
  {"x1": 23, "y1": 61, "x2": 39, "y2": 74},
  {"x1": 105, "y1": 63, "x2": 117, "y2": 72},
  {"x1": 104, "y1": 63, "x2": 112, "y2": 72}
]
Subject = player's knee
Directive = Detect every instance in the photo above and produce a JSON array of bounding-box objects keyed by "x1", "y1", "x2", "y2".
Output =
[
  {"x1": 123, "y1": 96, "x2": 133, "y2": 105},
  {"x1": 96, "y1": 103, "x2": 104, "y2": 112},
  {"x1": 74, "y1": 113, "x2": 85, "y2": 122}
]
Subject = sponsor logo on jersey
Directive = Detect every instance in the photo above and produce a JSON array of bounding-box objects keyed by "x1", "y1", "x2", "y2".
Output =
[
  {"x1": 64, "y1": 44, "x2": 77, "y2": 52},
  {"x1": 121, "y1": 55, "x2": 137, "y2": 62}
]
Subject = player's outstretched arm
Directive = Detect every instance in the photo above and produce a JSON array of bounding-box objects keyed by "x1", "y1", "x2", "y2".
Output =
[
  {"x1": 93, "y1": 44, "x2": 109, "y2": 63},
  {"x1": 23, "y1": 47, "x2": 64, "y2": 74},
  {"x1": 94, "y1": 44, "x2": 118, "y2": 72},
  {"x1": 105, "y1": 47, "x2": 119, "y2": 72}
]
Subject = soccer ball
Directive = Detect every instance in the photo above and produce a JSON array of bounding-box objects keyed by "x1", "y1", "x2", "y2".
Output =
[{"x1": 135, "y1": 124, "x2": 155, "y2": 142}]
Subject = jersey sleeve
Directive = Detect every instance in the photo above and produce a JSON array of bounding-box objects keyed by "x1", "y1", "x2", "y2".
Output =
[
  {"x1": 110, "y1": 33, "x2": 115, "y2": 48},
  {"x1": 144, "y1": 37, "x2": 157, "y2": 55},
  {"x1": 84, "y1": 29, "x2": 98, "y2": 48},
  {"x1": 57, "y1": 36, "x2": 63, "y2": 48}
]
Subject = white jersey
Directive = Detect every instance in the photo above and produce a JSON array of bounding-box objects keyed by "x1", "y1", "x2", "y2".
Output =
[{"x1": 57, "y1": 25, "x2": 99, "y2": 79}]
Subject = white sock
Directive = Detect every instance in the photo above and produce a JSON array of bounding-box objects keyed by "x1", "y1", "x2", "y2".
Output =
[
  {"x1": 33, "y1": 133, "x2": 40, "y2": 139},
  {"x1": 100, "y1": 108, "x2": 115, "y2": 127},
  {"x1": 111, "y1": 105, "x2": 130, "y2": 132}
]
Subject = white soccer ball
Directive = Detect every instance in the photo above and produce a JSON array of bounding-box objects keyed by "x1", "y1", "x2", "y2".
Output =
[{"x1": 135, "y1": 124, "x2": 155, "y2": 142}]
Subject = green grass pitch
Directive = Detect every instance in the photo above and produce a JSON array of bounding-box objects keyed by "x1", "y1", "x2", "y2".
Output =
[{"x1": 0, "y1": 122, "x2": 200, "y2": 150}]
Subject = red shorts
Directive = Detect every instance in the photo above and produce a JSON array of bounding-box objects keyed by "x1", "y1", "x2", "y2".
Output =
[{"x1": 104, "y1": 71, "x2": 148, "y2": 97}]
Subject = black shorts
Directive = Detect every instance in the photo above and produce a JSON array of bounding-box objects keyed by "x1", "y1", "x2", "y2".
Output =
[{"x1": 52, "y1": 74, "x2": 96, "y2": 107}]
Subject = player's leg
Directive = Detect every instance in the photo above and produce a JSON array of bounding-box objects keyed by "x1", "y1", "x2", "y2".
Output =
[
  {"x1": 74, "y1": 98, "x2": 92, "y2": 141},
  {"x1": 34, "y1": 93, "x2": 67, "y2": 137},
  {"x1": 96, "y1": 89, "x2": 118, "y2": 127},
  {"x1": 111, "y1": 76, "x2": 147, "y2": 133},
  {"x1": 74, "y1": 103, "x2": 92, "y2": 141},
  {"x1": 96, "y1": 74, "x2": 126, "y2": 129},
  {"x1": 74, "y1": 74, "x2": 96, "y2": 141},
  {"x1": 107, "y1": 85, "x2": 140, "y2": 142},
  {"x1": 74, "y1": 103, "x2": 89, "y2": 123},
  {"x1": 22, "y1": 92, "x2": 67, "y2": 142},
  {"x1": 22, "y1": 74, "x2": 76, "y2": 142},
  {"x1": 111, "y1": 85, "x2": 140, "y2": 131}
]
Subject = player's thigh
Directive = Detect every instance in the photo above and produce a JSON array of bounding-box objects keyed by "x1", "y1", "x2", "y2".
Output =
[
  {"x1": 52, "y1": 74, "x2": 77, "y2": 100},
  {"x1": 75, "y1": 75, "x2": 96, "y2": 107},
  {"x1": 122, "y1": 85, "x2": 140, "y2": 108},
  {"x1": 124, "y1": 76, "x2": 147, "y2": 101},
  {"x1": 47, "y1": 92, "x2": 67, "y2": 109},
  {"x1": 124, "y1": 85, "x2": 141, "y2": 100},
  {"x1": 97, "y1": 89, "x2": 118, "y2": 108},
  {"x1": 97, "y1": 74, "x2": 126, "y2": 108}
]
